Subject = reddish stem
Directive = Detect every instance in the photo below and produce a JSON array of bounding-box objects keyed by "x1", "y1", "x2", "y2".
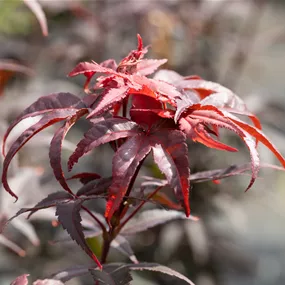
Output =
[{"x1": 118, "y1": 185, "x2": 163, "y2": 232}]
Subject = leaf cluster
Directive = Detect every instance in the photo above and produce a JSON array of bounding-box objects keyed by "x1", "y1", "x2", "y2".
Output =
[{"x1": 2, "y1": 35, "x2": 285, "y2": 284}]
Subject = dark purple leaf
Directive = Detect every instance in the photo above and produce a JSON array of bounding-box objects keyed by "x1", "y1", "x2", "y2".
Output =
[
  {"x1": 50, "y1": 264, "x2": 95, "y2": 282},
  {"x1": 90, "y1": 265, "x2": 133, "y2": 285},
  {"x1": 68, "y1": 117, "x2": 139, "y2": 171},
  {"x1": 105, "y1": 134, "x2": 152, "y2": 221},
  {"x1": 2, "y1": 110, "x2": 80, "y2": 199},
  {"x1": 151, "y1": 130, "x2": 190, "y2": 216},
  {"x1": 67, "y1": 172, "x2": 101, "y2": 184},
  {"x1": 50, "y1": 110, "x2": 87, "y2": 194},
  {"x1": 77, "y1": 177, "x2": 112, "y2": 196},
  {"x1": 3, "y1": 92, "x2": 83, "y2": 155},
  {"x1": 55, "y1": 200, "x2": 102, "y2": 269},
  {"x1": 5, "y1": 192, "x2": 73, "y2": 225},
  {"x1": 129, "y1": 263, "x2": 194, "y2": 285},
  {"x1": 50, "y1": 262, "x2": 193, "y2": 284},
  {"x1": 121, "y1": 209, "x2": 197, "y2": 236}
]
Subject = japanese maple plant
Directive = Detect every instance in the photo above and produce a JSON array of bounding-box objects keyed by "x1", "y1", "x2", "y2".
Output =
[{"x1": 3, "y1": 35, "x2": 285, "y2": 284}]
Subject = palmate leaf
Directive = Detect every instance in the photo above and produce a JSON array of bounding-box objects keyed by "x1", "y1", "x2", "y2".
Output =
[
  {"x1": 189, "y1": 107, "x2": 285, "y2": 189},
  {"x1": 121, "y1": 209, "x2": 197, "y2": 236},
  {"x1": 67, "y1": 172, "x2": 101, "y2": 184},
  {"x1": 51, "y1": 263, "x2": 194, "y2": 285},
  {"x1": 6, "y1": 191, "x2": 73, "y2": 222},
  {"x1": 49, "y1": 110, "x2": 88, "y2": 194},
  {"x1": 105, "y1": 129, "x2": 192, "y2": 220},
  {"x1": 2, "y1": 92, "x2": 83, "y2": 155},
  {"x1": 68, "y1": 61, "x2": 141, "y2": 92},
  {"x1": 105, "y1": 134, "x2": 152, "y2": 221},
  {"x1": 131, "y1": 75, "x2": 181, "y2": 104},
  {"x1": 180, "y1": 107, "x2": 260, "y2": 191},
  {"x1": 151, "y1": 130, "x2": 190, "y2": 216},
  {"x1": 90, "y1": 265, "x2": 133, "y2": 285},
  {"x1": 76, "y1": 177, "x2": 112, "y2": 196},
  {"x1": 55, "y1": 200, "x2": 102, "y2": 269},
  {"x1": 2, "y1": 109, "x2": 81, "y2": 199},
  {"x1": 86, "y1": 86, "x2": 130, "y2": 118},
  {"x1": 68, "y1": 117, "x2": 140, "y2": 171},
  {"x1": 175, "y1": 79, "x2": 261, "y2": 129},
  {"x1": 129, "y1": 263, "x2": 194, "y2": 285}
]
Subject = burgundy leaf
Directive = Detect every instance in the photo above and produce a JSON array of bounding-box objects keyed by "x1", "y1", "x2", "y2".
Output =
[
  {"x1": 121, "y1": 209, "x2": 197, "y2": 236},
  {"x1": 50, "y1": 264, "x2": 96, "y2": 282},
  {"x1": 3, "y1": 92, "x2": 82, "y2": 155},
  {"x1": 68, "y1": 117, "x2": 139, "y2": 171},
  {"x1": 136, "y1": 59, "x2": 167, "y2": 76},
  {"x1": 50, "y1": 262, "x2": 194, "y2": 284},
  {"x1": 130, "y1": 95, "x2": 164, "y2": 128},
  {"x1": 68, "y1": 62, "x2": 141, "y2": 91},
  {"x1": 174, "y1": 90, "x2": 201, "y2": 122},
  {"x1": 185, "y1": 108, "x2": 261, "y2": 191},
  {"x1": 227, "y1": 115, "x2": 285, "y2": 168},
  {"x1": 67, "y1": 172, "x2": 101, "y2": 184},
  {"x1": 190, "y1": 164, "x2": 252, "y2": 183},
  {"x1": 87, "y1": 86, "x2": 130, "y2": 118},
  {"x1": 2, "y1": 110, "x2": 80, "y2": 199},
  {"x1": 179, "y1": 117, "x2": 238, "y2": 152},
  {"x1": 150, "y1": 192, "x2": 182, "y2": 210},
  {"x1": 10, "y1": 274, "x2": 29, "y2": 285},
  {"x1": 6, "y1": 192, "x2": 73, "y2": 224},
  {"x1": 105, "y1": 134, "x2": 152, "y2": 221},
  {"x1": 111, "y1": 235, "x2": 138, "y2": 264},
  {"x1": 55, "y1": 200, "x2": 102, "y2": 269},
  {"x1": 89, "y1": 270, "x2": 117, "y2": 285},
  {"x1": 50, "y1": 110, "x2": 87, "y2": 194},
  {"x1": 90, "y1": 265, "x2": 133, "y2": 285},
  {"x1": 23, "y1": 0, "x2": 48, "y2": 36},
  {"x1": 131, "y1": 75, "x2": 181, "y2": 104},
  {"x1": 77, "y1": 177, "x2": 112, "y2": 196},
  {"x1": 151, "y1": 130, "x2": 190, "y2": 217},
  {"x1": 129, "y1": 263, "x2": 194, "y2": 285}
]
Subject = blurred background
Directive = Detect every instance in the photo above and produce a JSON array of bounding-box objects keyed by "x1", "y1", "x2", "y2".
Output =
[{"x1": 1, "y1": 0, "x2": 285, "y2": 284}]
